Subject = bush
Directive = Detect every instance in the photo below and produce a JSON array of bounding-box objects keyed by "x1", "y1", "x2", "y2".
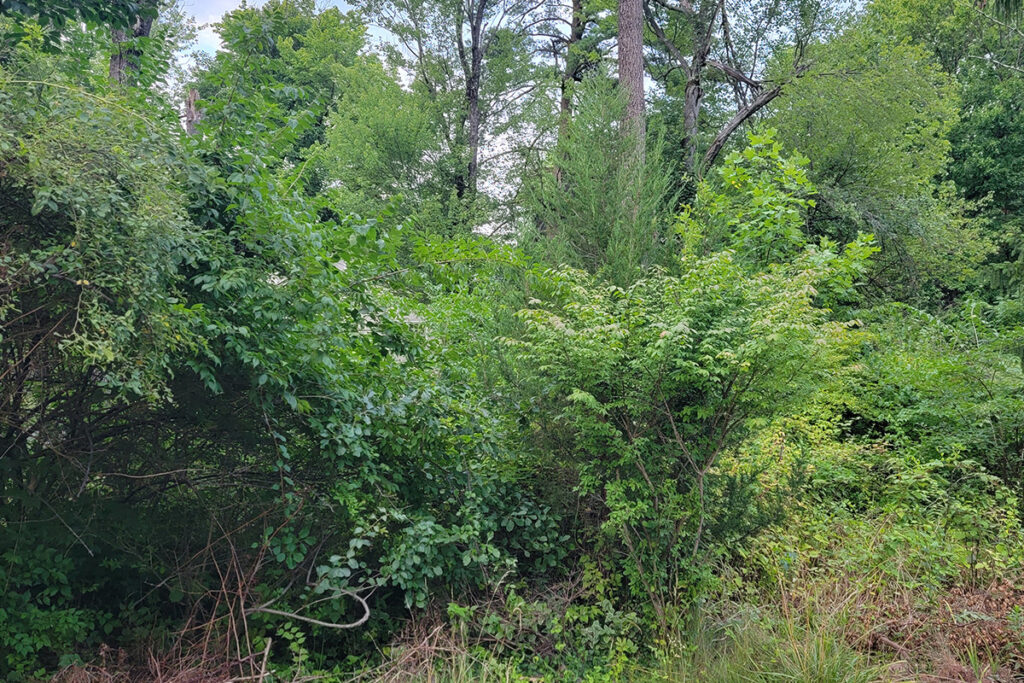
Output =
[{"x1": 511, "y1": 241, "x2": 869, "y2": 636}]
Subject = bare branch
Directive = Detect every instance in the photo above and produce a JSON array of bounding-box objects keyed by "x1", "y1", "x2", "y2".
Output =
[
  {"x1": 246, "y1": 589, "x2": 370, "y2": 630},
  {"x1": 968, "y1": 53, "x2": 1024, "y2": 73},
  {"x1": 701, "y1": 84, "x2": 782, "y2": 171},
  {"x1": 649, "y1": 0, "x2": 695, "y2": 15},
  {"x1": 644, "y1": 1, "x2": 691, "y2": 73},
  {"x1": 701, "y1": 63, "x2": 810, "y2": 172},
  {"x1": 706, "y1": 58, "x2": 761, "y2": 89},
  {"x1": 972, "y1": 2, "x2": 1024, "y2": 41}
]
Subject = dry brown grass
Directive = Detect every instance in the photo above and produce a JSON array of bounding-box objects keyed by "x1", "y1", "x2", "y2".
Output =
[
  {"x1": 50, "y1": 645, "x2": 234, "y2": 683},
  {"x1": 764, "y1": 566, "x2": 1024, "y2": 682}
]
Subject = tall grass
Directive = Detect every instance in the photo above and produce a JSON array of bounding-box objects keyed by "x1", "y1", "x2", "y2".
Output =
[
  {"x1": 382, "y1": 601, "x2": 901, "y2": 683},
  {"x1": 658, "y1": 604, "x2": 899, "y2": 683}
]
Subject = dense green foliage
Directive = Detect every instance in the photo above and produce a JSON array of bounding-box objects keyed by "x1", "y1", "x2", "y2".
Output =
[{"x1": 2, "y1": 0, "x2": 1024, "y2": 680}]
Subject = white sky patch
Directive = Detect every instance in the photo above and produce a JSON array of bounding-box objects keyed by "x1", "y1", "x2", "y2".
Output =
[
  {"x1": 194, "y1": 22, "x2": 222, "y2": 53},
  {"x1": 179, "y1": 0, "x2": 260, "y2": 55}
]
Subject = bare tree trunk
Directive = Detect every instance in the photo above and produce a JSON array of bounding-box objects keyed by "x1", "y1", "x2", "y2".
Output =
[
  {"x1": 682, "y1": 77, "x2": 702, "y2": 172},
  {"x1": 618, "y1": 0, "x2": 646, "y2": 231},
  {"x1": 643, "y1": 0, "x2": 706, "y2": 172},
  {"x1": 647, "y1": 0, "x2": 798, "y2": 177},
  {"x1": 618, "y1": 0, "x2": 646, "y2": 153},
  {"x1": 454, "y1": 0, "x2": 488, "y2": 201},
  {"x1": 465, "y1": 0, "x2": 488, "y2": 198},
  {"x1": 185, "y1": 88, "x2": 203, "y2": 136},
  {"x1": 465, "y1": 66, "x2": 481, "y2": 197},
  {"x1": 680, "y1": 7, "x2": 713, "y2": 174},
  {"x1": 109, "y1": 5, "x2": 155, "y2": 86}
]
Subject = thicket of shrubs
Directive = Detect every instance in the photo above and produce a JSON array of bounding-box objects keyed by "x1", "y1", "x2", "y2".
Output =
[{"x1": 2, "y1": 1, "x2": 1024, "y2": 680}]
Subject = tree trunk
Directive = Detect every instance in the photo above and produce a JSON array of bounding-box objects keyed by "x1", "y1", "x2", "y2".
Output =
[
  {"x1": 618, "y1": 0, "x2": 646, "y2": 152},
  {"x1": 642, "y1": 0, "x2": 719, "y2": 175},
  {"x1": 553, "y1": 0, "x2": 585, "y2": 199},
  {"x1": 681, "y1": 20, "x2": 711, "y2": 174},
  {"x1": 185, "y1": 88, "x2": 203, "y2": 135},
  {"x1": 682, "y1": 76, "x2": 702, "y2": 172},
  {"x1": 465, "y1": 70, "x2": 481, "y2": 197},
  {"x1": 558, "y1": 0, "x2": 584, "y2": 141},
  {"x1": 109, "y1": 6, "x2": 156, "y2": 86},
  {"x1": 465, "y1": 0, "x2": 488, "y2": 198}
]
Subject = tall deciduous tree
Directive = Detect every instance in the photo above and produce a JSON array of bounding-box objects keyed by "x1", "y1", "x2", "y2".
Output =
[
  {"x1": 767, "y1": 21, "x2": 976, "y2": 302},
  {"x1": 360, "y1": 0, "x2": 548, "y2": 226}
]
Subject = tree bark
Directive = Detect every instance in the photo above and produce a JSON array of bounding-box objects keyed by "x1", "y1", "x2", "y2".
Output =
[
  {"x1": 701, "y1": 63, "x2": 808, "y2": 170},
  {"x1": 681, "y1": 76, "x2": 702, "y2": 171},
  {"x1": 558, "y1": 0, "x2": 584, "y2": 144},
  {"x1": 466, "y1": 0, "x2": 488, "y2": 198},
  {"x1": 679, "y1": 6, "x2": 713, "y2": 174},
  {"x1": 184, "y1": 88, "x2": 202, "y2": 136},
  {"x1": 618, "y1": 0, "x2": 646, "y2": 152},
  {"x1": 109, "y1": 4, "x2": 156, "y2": 86},
  {"x1": 454, "y1": 0, "x2": 489, "y2": 200},
  {"x1": 644, "y1": 0, "x2": 710, "y2": 173}
]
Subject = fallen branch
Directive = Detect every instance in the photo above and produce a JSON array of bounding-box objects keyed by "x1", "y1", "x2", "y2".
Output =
[{"x1": 246, "y1": 590, "x2": 370, "y2": 630}]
